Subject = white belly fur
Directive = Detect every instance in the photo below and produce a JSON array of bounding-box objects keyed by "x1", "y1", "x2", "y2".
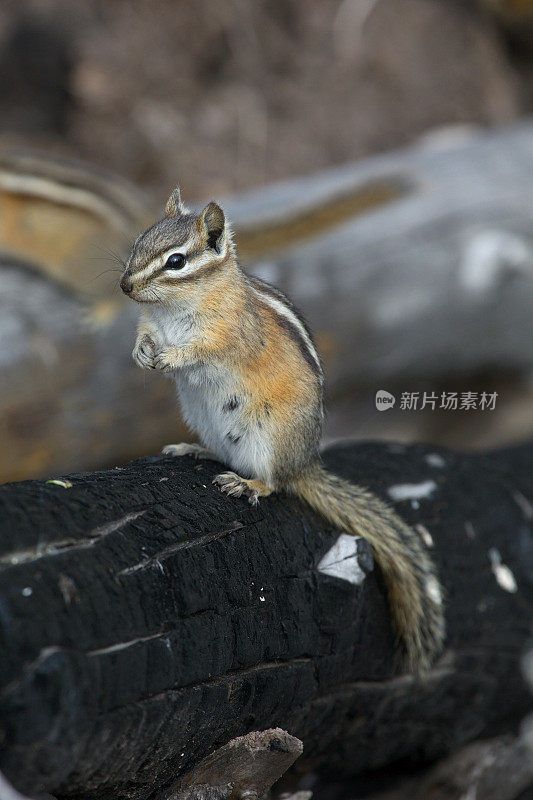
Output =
[
  {"x1": 175, "y1": 367, "x2": 274, "y2": 482},
  {"x1": 146, "y1": 305, "x2": 274, "y2": 481}
]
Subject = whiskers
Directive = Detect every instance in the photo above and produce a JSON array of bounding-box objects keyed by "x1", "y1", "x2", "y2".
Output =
[
  {"x1": 88, "y1": 243, "x2": 128, "y2": 293},
  {"x1": 92, "y1": 243, "x2": 127, "y2": 270},
  {"x1": 142, "y1": 285, "x2": 166, "y2": 304}
]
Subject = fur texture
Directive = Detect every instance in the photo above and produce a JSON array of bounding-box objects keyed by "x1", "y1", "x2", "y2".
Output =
[{"x1": 122, "y1": 187, "x2": 446, "y2": 673}]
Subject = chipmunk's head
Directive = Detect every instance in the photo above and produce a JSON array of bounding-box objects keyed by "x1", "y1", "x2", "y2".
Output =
[{"x1": 121, "y1": 186, "x2": 234, "y2": 304}]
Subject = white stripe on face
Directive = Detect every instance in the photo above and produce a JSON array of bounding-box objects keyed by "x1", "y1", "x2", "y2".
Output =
[
  {"x1": 251, "y1": 286, "x2": 322, "y2": 373},
  {"x1": 130, "y1": 234, "x2": 227, "y2": 282}
]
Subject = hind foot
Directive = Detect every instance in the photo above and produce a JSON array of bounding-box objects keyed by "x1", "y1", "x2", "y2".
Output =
[
  {"x1": 213, "y1": 472, "x2": 272, "y2": 506},
  {"x1": 162, "y1": 443, "x2": 216, "y2": 460}
]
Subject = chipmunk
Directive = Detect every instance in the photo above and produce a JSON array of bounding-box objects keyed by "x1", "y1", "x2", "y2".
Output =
[{"x1": 120, "y1": 186, "x2": 445, "y2": 673}]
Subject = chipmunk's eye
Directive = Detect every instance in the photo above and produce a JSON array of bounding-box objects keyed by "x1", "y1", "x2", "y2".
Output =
[{"x1": 164, "y1": 253, "x2": 186, "y2": 270}]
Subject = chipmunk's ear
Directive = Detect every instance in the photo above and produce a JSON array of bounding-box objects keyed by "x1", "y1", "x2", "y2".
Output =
[
  {"x1": 196, "y1": 202, "x2": 227, "y2": 253},
  {"x1": 165, "y1": 186, "x2": 187, "y2": 217}
]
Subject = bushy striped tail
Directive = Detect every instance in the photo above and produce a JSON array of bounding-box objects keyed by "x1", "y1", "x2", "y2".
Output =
[{"x1": 289, "y1": 460, "x2": 445, "y2": 673}]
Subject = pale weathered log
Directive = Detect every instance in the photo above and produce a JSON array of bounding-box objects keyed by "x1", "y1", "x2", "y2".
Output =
[
  {"x1": 0, "y1": 257, "x2": 186, "y2": 482},
  {"x1": 230, "y1": 122, "x2": 533, "y2": 388},
  {"x1": 3, "y1": 123, "x2": 533, "y2": 480}
]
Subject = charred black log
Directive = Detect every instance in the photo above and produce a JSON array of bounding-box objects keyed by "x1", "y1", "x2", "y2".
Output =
[{"x1": 0, "y1": 442, "x2": 532, "y2": 800}]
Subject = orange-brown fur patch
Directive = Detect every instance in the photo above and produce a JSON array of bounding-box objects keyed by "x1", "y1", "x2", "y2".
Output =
[{"x1": 238, "y1": 300, "x2": 317, "y2": 425}]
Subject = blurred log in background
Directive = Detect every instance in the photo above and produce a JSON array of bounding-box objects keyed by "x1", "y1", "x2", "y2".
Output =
[
  {"x1": 3, "y1": 124, "x2": 533, "y2": 483},
  {"x1": 1, "y1": 0, "x2": 533, "y2": 481}
]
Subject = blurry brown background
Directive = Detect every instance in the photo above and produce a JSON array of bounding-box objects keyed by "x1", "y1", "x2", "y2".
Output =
[
  {"x1": 1, "y1": 0, "x2": 533, "y2": 482},
  {"x1": 0, "y1": 0, "x2": 528, "y2": 200}
]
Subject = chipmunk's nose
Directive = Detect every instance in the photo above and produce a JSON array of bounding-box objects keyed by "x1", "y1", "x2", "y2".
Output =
[{"x1": 120, "y1": 273, "x2": 133, "y2": 295}]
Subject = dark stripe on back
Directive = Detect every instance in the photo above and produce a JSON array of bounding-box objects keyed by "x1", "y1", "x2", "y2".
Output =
[
  {"x1": 250, "y1": 275, "x2": 318, "y2": 350},
  {"x1": 261, "y1": 304, "x2": 323, "y2": 380}
]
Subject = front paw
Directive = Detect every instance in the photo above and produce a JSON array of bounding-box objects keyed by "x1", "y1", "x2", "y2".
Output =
[
  {"x1": 153, "y1": 347, "x2": 182, "y2": 373},
  {"x1": 132, "y1": 335, "x2": 156, "y2": 369}
]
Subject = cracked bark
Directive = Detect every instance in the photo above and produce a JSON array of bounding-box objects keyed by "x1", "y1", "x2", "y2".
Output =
[{"x1": 0, "y1": 442, "x2": 532, "y2": 800}]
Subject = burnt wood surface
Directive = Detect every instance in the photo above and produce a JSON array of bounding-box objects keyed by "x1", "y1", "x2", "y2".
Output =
[{"x1": 0, "y1": 442, "x2": 532, "y2": 800}]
